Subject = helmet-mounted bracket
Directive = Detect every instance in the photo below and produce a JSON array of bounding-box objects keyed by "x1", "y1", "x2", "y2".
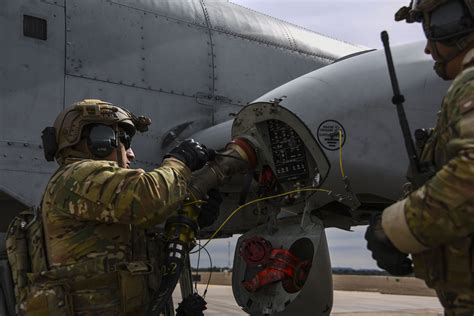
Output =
[
  {"x1": 41, "y1": 127, "x2": 58, "y2": 162},
  {"x1": 134, "y1": 115, "x2": 152, "y2": 133},
  {"x1": 75, "y1": 102, "x2": 118, "y2": 121},
  {"x1": 395, "y1": 5, "x2": 417, "y2": 22},
  {"x1": 115, "y1": 105, "x2": 152, "y2": 133}
]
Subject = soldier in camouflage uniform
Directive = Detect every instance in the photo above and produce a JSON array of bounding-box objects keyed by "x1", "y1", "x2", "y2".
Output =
[
  {"x1": 9, "y1": 99, "x2": 218, "y2": 315},
  {"x1": 365, "y1": 1, "x2": 474, "y2": 315}
]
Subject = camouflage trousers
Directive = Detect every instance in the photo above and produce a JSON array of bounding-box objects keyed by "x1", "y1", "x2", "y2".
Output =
[{"x1": 436, "y1": 288, "x2": 474, "y2": 316}]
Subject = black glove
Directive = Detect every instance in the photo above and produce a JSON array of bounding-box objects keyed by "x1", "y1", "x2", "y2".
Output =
[
  {"x1": 176, "y1": 293, "x2": 207, "y2": 316},
  {"x1": 165, "y1": 139, "x2": 209, "y2": 171},
  {"x1": 365, "y1": 214, "x2": 413, "y2": 276},
  {"x1": 198, "y1": 189, "x2": 223, "y2": 228}
]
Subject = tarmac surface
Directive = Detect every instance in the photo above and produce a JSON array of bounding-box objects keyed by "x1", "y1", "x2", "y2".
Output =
[{"x1": 173, "y1": 284, "x2": 444, "y2": 315}]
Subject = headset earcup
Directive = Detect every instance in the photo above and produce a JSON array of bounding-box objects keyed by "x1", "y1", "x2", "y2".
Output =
[{"x1": 87, "y1": 125, "x2": 117, "y2": 158}]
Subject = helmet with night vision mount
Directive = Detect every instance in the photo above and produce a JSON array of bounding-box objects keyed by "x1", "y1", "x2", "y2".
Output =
[{"x1": 41, "y1": 99, "x2": 151, "y2": 164}]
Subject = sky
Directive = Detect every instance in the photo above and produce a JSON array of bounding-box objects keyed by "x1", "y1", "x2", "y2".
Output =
[
  {"x1": 191, "y1": 0, "x2": 427, "y2": 270},
  {"x1": 230, "y1": 0, "x2": 426, "y2": 48}
]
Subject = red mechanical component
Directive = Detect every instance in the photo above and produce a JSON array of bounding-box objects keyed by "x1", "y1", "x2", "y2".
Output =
[
  {"x1": 240, "y1": 236, "x2": 273, "y2": 267},
  {"x1": 295, "y1": 260, "x2": 312, "y2": 285},
  {"x1": 242, "y1": 248, "x2": 306, "y2": 293},
  {"x1": 259, "y1": 166, "x2": 275, "y2": 186},
  {"x1": 282, "y1": 260, "x2": 312, "y2": 293},
  {"x1": 228, "y1": 137, "x2": 257, "y2": 169}
]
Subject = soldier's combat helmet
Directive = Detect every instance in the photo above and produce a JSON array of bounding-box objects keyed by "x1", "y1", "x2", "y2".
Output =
[
  {"x1": 42, "y1": 99, "x2": 151, "y2": 164},
  {"x1": 396, "y1": 0, "x2": 474, "y2": 78}
]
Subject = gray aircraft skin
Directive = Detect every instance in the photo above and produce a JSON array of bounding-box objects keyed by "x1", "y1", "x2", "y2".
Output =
[{"x1": 0, "y1": 0, "x2": 449, "y2": 315}]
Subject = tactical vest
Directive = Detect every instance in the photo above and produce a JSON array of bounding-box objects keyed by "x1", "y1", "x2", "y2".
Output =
[
  {"x1": 6, "y1": 207, "x2": 165, "y2": 315},
  {"x1": 6, "y1": 208, "x2": 48, "y2": 314},
  {"x1": 413, "y1": 238, "x2": 474, "y2": 290},
  {"x1": 411, "y1": 89, "x2": 474, "y2": 294}
]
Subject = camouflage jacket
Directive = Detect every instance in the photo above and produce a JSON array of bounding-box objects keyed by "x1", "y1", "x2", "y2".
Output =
[
  {"x1": 382, "y1": 51, "x2": 474, "y2": 254},
  {"x1": 405, "y1": 66, "x2": 474, "y2": 249},
  {"x1": 42, "y1": 157, "x2": 191, "y2": 267}
]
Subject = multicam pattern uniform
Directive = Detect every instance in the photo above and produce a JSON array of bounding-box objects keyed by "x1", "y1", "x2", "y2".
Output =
[
  {"x1": 404, "y1": 52, "x2": 474, "y2": 315},
  {"x1": 26, "y1": 157, "x2": 191, "y2": 315}
]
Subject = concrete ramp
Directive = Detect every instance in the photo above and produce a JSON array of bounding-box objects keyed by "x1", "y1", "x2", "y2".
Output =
[{"x1": 173, "y1": 284, "x2": 443, "y2": 315}]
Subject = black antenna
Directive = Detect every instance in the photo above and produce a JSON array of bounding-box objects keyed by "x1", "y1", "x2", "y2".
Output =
[{"x1": 381, "y1": 31, "x2": 434, "y2": 188}]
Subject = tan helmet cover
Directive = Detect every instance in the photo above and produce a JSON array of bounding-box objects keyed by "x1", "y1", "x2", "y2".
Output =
[{"x1": 53, "y1": 99, "x2": 150, "y2": 163}]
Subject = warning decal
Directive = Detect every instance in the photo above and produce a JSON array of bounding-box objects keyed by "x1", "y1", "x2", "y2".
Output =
[{"x1": 317, "y1": 120, "x2": 346, "y2": 151}]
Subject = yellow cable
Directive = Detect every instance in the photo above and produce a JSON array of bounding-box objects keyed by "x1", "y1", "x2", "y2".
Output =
[
  {"x1": 339, "y1": 129, "x2": 345, "y2": 178},
  {"x1": 199, "y1": 187, "x2": 331, "y2": 249}
]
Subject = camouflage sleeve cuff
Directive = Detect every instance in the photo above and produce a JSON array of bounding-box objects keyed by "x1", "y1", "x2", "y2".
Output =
[
  {"x1": 161, "y1": 157, "x2": 192, "y2": 180},
  {"x1": 382, "y1": 199, "x2": 429, "y2": 254}
]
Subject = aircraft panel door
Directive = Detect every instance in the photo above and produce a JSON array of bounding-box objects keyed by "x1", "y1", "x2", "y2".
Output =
[
  {"x1": 66, "y1": 0, "x2": 145, "y2": 87},
  {"x1": 66, "y1": 0, "x2": 213, "y2": 97},
  {"x1": 0, "y1": 0, "x2": 65, "y2": 208},
  {"x1": 0, "y1": 0, "x2": 65, "y2": 142},
  {"x1": 142, "y1": 14, "x2": 213, "y2": 96}
]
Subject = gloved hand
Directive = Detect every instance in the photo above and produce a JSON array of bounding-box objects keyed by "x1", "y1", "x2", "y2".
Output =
[
  {"x1": 165, "y1": 139, "x2": 209, "y2": 171},
  {"x1": 198, "y1": 189, "x2": 223, "y2": 228},
  {"x1": 365, "y1": 214, "x2": 413, "y2": 276},
  {"x1": 176, "y1": 293, "x2": 207, "y2": 316}
]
